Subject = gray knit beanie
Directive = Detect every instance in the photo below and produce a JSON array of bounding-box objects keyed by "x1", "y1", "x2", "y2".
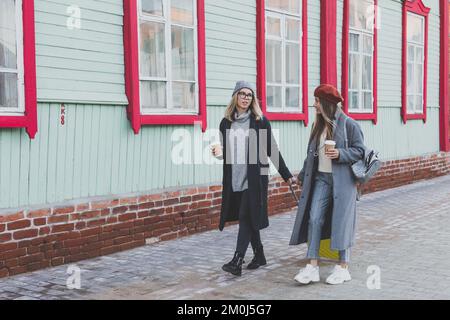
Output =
[{"x1": 232, "y1": 81, "x2": 255, "y2": 97}]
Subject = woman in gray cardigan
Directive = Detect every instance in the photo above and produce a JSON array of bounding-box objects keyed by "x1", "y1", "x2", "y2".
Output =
[
  {"x1": 290, "y1": 84, "x2": 365, "y2": 285},
  {"x1": 212, "y1": 81, "x2": 295, "y2": 277}
]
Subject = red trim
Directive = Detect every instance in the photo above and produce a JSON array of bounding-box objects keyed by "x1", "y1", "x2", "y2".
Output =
[
  {"x1": 439, "y1": 0, "x2": 449, "y2": 152},
  {"x1": 123, "y1": 0, "x2": 207, "y2": 134},
  {"x1": 341, "y1": 0, "x2": 378, "y2": 124},
  {"x1": 256, "y1": 0, "x2": 308, "y2": 124},
  {"x1": 401, "y1": 0, "x2": 430, "y2": 124},
  {"x1": 320, "y1": 0, "x2": 337, "y2": 86},
  {"x1": 0, "y1": 0, "x2": 37, "y2": 139}
]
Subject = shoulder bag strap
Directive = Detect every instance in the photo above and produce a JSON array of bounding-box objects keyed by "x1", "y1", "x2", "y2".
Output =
[{"x1": 343, "y1": 116, "x2": 349, "y2": 149}]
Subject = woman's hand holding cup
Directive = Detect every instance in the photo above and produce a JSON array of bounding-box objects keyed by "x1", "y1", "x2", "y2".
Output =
[
  {"x1": 210, "y1": 143, "x2": 223, "y2": 159},
  {"x1": 324, "y1": 140, "x2": 339, "y2": 160}
]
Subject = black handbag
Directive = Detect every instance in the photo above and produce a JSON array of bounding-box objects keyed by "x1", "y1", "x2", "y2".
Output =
[{"x1": 343, "y1": 117, "x2": 382, "y2": 186}]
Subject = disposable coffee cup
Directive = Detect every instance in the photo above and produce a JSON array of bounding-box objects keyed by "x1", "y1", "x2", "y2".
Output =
[
  {"x1": 324, "y1": 140, "x2": 336, "y2": 152},
  {"x1": 210, "y1": 142, "x2": 223, "y2": 158}
]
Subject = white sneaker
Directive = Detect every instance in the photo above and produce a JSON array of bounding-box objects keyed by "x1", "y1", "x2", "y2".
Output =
[
  {"x1": 294, "y1": 264, "x2": 320, "y2": 284},
  {"x1": 326, "y1": 265, "x2": 352, "y2": 285}
]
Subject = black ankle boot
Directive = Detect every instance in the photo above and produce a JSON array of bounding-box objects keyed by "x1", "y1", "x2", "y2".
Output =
[
  {"x1": 222, "y1": 252, "x2": 244, "y2": 276},
  {"x1": 246, "y1": 245, "x2": 267, "y2": 270}
]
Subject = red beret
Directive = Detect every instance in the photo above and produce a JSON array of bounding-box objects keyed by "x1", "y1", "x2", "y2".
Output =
[{"x1": 314, "y1": 84, "x2": 343, "y2": 105}]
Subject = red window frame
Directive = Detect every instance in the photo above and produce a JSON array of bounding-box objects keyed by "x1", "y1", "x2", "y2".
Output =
[
  {"x1": 401, "y1": 0, "x2": 430, "y2": 124},
  {"x1": 439, "y1": 0, "x2": 449, "y2": 152},
  {"x1": 0, "y1": 0, "x2": 37, "y2": 139},
  {"x1": 123, "y1": 0, "x2": 207, "y2": 134},
  {"x1": 256, "y1": 0, "x2": 308, "y2": 124},
  {"x1": 341, "y1": 0, "x2": 378, "y2": 124}
]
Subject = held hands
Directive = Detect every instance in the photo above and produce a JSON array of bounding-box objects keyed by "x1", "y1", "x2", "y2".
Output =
[
  {"x1": 288, "y1": 176, "x2": 301, "y2": 186},
  {"x1": 325, "y1": 148, "x2": 340, "y2": 160}
]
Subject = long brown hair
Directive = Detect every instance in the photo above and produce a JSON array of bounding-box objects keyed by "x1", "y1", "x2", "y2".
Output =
[
  {"x1": 224, "y1": 91, "x2": 263, "y2": 122},
  {"x1": 310, "y1": 98, "x2": 339, "y2": 147}
]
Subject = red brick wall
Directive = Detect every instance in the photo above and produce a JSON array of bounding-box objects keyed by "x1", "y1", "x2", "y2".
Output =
[{"x1": 1, "y1": 151, "x2": 449, "y2": 278}]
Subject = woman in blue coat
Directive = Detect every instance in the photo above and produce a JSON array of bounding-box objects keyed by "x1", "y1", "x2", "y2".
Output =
[{"x1": 289, "y1": 84, "x2": 365, "y2": 285}]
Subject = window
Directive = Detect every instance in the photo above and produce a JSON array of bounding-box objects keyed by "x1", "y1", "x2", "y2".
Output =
[
  {"x1": 257, "y1": 0, "x2": 308, "y2": 122},
  {"x1": 0, "y1": 0, "x2": 37, "y2": 138},
  {"x1": 341, "y1": 0, "x2": 378, "y2": 123},
  {"x1": 402, "y1": 0, "x2": 429, "y2": 123},
  {"x1": 0, "y1": 0, "x2": 24, "y2": 115},
  {"x1": 124, "y1": 0, "x2": 206, "y2": 134},
  {"x1": 406, "y1": 13, "x2": 425, "y2": 114}
]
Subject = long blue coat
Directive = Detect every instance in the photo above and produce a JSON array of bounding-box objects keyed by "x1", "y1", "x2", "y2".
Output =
[{"x1": 289, "y1": 108, "x2": 365, "y2": 250}]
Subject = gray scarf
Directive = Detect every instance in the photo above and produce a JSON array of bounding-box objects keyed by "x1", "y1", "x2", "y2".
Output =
[{"x1": 230, "y1": 109, "x2": 251, "y2": 192}]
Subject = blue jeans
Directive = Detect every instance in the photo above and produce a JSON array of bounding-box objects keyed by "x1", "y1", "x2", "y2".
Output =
[{"x1": 306, "y1": 171, "x2": 350, "y2": 263}]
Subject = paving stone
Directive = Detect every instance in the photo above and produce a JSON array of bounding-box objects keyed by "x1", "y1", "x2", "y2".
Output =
[{"x1": 1, "y1": 175, "x2": 450, "y2": 299}]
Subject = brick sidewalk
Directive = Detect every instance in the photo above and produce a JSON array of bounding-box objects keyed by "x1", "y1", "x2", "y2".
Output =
[{"x1": 0, "y1": 174, "x2": 449, "y2": 300}]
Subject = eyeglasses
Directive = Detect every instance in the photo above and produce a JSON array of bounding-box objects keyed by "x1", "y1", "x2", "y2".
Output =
[{"x1": 238, "y1": 92, "x2": 253, "y2": 100}]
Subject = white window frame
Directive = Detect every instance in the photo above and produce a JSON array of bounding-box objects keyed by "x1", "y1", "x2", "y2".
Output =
[
  {"x1": 348, "y1": 1, "x2": 374, "y2": 113},
  {"x1": 406, "y1": 12, "x2": 425, "y2": 114},
  {"x1": 137, "y1": 0, "x2": 199, "y2": 115},
  {"x1": 265, "y1": 1, "x2": 302, "y2": 113},
  {"x1": 0, "y1": 0, "x2": 25, "y2": 115}
]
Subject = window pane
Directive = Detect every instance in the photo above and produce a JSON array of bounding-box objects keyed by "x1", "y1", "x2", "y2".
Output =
[
  {"x1": 0, "y1": 0, "x2": 17, "y2": 69},
  {"x1": 407, "y1": 13, "x2": 424, "y2": 43},
  {"x1": 286, "y1": 18, "x2": 300, "y2": 41},
  {"x1": 266, "y1": 40, "x2": 282, "y2": 83},
  {"x1": 349, "y1": 33, "x2": 359, "y2": 52},
  {"x1": 362, "y1": 35, "x2": 372, "y2": 54},
  {"x1": 267, "y1": 85, "x2": 282, "y2": 109},
  {"x1": 141, "y1": 0, "x2": 163, "y2": 16},
  {"x1": 171, "y1": 0, "x2": 194, "y2": 25},
  {"x1": 172, "y1": 81, "x2": 195, "y2": 110},
  {"x1": 140, "y1": 81, "x2": 166, "y2": 109},
  {"x1": 285, "y1": 43, "x2": 300, "y2": 84},
  {"x1": 289, "y1": 0, "x2": 301, "y2": 15},
  {"x1": 407, "y1": 94, "x2": 414, "y2": 112},
  {"x1": 350, "y1": 0, "x2": 374, "y2": 31},
  {"x1": 349, "y1": 54, "x2": 359, "y2": 90},
  {"x1": 140, "y1": 22, "x2": 166, "y2": 77},
  {"x1": 407, "y1": 62, "x2": 413, "y2": 94},
  {"x1": 266, "y1": 16, "x2": 281, "y2": 37},
  {"x1": 362, "y1": 56, "x2": 372, "y2": 90},
  {"x1": 266, "y1": 0, "x2": 289, "y2": 11},
  {"x1": 0, "y1": 72, "x2": 19, "y2": 109},
  {"x1": 171, "y1": 26, "x2": 194, "y2": 81},
  {"x1": 415, "y1": 47, "x2": 423, "y2": 64},
  {"x1": 415, "y1": 63, "x2": 423, "y2": 94},
  {"x1": 286, "y1": 87, "x2": 300, "y2": 109},
  {"x1": 407, "y1": 45, "x2": 414, "y2": 63},
  {"x1": 416, "y1": 95, "x2": 423, "y2": 112},
  {"x1": 363, "y1": 92, "x2": 372, "y2": 110},
  {"x1": 349, "y1": 91, "x2": 359, "y2": 110}
]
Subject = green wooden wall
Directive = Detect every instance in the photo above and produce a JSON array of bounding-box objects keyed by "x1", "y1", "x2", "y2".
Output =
[
  {"x1": 35, "y1": 0, "x2": 127, "y2": 105},
  {"x1": 0, "y1": 0, "x2": 444, "y2": 210}
]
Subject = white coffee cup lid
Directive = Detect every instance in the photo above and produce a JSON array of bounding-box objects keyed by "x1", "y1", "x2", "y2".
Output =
[{"x1": 324, "y1": 140, "x2": 336, "y2": 145}]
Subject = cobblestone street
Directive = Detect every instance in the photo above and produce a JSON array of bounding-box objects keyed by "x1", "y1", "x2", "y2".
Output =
[{"x1": 1, "y1": 174, "x2": 450, "y2": 300}]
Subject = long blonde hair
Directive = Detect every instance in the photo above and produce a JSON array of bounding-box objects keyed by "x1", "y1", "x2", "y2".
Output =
[
  {"x1": 310, "y1": 98, "x2": 339, "y2": 146},
  {"x1": 224, "y1": 92, "x2": 264, "y2": 122}
]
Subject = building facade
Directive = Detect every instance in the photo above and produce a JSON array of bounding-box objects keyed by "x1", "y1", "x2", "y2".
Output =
[{"x1": 0, "y1": 0, "x2": 449, "y2": 278}]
